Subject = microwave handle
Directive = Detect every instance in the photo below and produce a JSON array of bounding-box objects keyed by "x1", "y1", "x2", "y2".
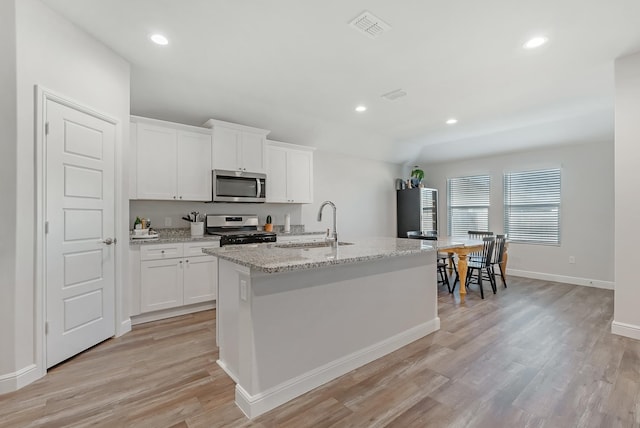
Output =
[{"x1": 256, "y1": 178, "x2": 262, "y2": 198}]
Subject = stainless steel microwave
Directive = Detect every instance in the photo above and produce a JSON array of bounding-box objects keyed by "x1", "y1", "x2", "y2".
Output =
[{"x1": 212, "y1": 169, "x2": 266, "y2": 203}]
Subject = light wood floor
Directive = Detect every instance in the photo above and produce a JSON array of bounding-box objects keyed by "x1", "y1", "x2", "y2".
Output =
[{"x1": 2, "y1": 276, "x2": 638, "y2": 427}]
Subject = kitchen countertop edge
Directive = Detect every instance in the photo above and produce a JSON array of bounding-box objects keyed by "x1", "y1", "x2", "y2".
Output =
[{"x1": 204, "y1": 238, "x2": 436, "y2": 274}]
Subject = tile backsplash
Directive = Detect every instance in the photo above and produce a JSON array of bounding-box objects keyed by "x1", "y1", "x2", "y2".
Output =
[{"x1": 129, "y1": 200, "x2": 303, "y2": 231}]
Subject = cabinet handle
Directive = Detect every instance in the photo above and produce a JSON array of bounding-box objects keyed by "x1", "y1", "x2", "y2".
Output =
[
  {"x1": 161, "y1": 250, "x2": 165, "y2": 254},
  {"x1": 179, "y1": 196, "x2": 183, "y2": 199},
  {"x1": 185, "y1": 259, "x2": 189, "y2": 263},
  {"x1": 173, "y1": 196, "x2": 176, "y2": 199}
]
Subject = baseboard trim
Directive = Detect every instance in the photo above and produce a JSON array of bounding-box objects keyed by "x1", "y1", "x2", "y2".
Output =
[
  {"x1": 117, "y1": 318, "x2": 132, "y2": 337},
  {"x1": 0, "y1": 364, "x2": 41, "y2": 395},
  {"x1": 131, "y1": 301, "x2": 215, "y2": 325},
  {"x1": 612, "y1": 321, "x2": 640, "y2": 340},
  {"x1": 507, "y1": 269, "x2": 614, "y2": 290},
  {"x1": 216, "y1": 359, "x2": 239, "y2": 384},
  {"x1": 234, "y1": 317, "x2": 440, "y2": 419}
]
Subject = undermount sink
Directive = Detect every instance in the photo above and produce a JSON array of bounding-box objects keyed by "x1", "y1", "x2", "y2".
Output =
[{"x1": 275, "y1": 241, "x2": 354, "y2": 249}]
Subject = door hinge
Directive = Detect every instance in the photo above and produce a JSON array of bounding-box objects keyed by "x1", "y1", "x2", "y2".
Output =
[
  {"x1": 45, "y1": 122, "x2": 49, "y2": 136},
  {"x1": 45, "y1": 221, "x2": 49, "y2": 234},
  {"x1": 45, "y1": 322, "x2": 49, "y2": 335}
]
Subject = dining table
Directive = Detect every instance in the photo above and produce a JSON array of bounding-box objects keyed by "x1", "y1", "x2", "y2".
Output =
[{"x1": 434, "y1": 237, "x2": 508, "y2": 302}]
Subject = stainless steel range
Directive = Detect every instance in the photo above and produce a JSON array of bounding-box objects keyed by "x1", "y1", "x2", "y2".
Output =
[{"x1": 206, "y1": 214, "x2": 276, "y2": 246}]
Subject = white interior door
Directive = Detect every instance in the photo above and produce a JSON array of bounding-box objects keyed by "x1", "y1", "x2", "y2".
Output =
[{"x1": 45, "y1": 99, "x2": 116, "y2": 368}]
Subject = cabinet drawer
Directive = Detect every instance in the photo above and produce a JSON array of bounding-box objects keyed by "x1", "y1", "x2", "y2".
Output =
[
  {"x1": 140, "y1": 243, "x2": 184, "y2": 261},
  {"x1": 184, "y1": 241, "x2": 220, "y2": 258}
]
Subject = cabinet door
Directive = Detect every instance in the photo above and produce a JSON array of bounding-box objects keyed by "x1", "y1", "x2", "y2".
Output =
[
  {"x1": 136, "y1": 123, "x2": 178, "y2": 200},
  {"x1": 212, "y1": 126, "x2": 240, "y2": 171},
  {"x1": 240, "y1": 132, "x2": 265, "y2": 172},
  {"x1": 178, "y1": 131, "x2": 212, "y2": 201},
  {"x1": 183, "y1": 256, "x2": 217, "y2": 304},
  {"x1": 288, "y1": 149, "x2": 314, "y2": 203},
  {"x1": 140, "y1": 258, "x2": 183, "y2": 312},
  {"x1": 129, "y1": 122, "x2": 138, "y2": 199},
  {"x1": 266, "y1": 145, "x2": 288, "y2": 202}
]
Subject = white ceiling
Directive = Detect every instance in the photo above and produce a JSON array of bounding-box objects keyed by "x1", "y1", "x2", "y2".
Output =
[{"x1": 41, "y1": 0, "x2": 640, "y2": 165}]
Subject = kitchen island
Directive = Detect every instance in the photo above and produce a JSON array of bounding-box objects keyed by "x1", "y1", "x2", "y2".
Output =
[{"x1": 204, "y1": 237, "x2": 439, "y2": 418}]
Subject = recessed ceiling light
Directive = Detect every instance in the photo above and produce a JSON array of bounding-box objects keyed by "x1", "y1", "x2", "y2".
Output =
[
  {"x1": 355, "y1": 105, "x2": 367, "y2": 113},
  {"x1": 446, "y1": 118, "x2": 458, "y2": 125},
  {"x1": 150, "y1": 34, "x2": 169, "y2": 45},
  {"x1": 523, "y1": 36, "x2": 548, "y2": 49}
]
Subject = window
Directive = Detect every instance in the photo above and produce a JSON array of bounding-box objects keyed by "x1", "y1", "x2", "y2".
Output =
[
  {"x1": 504, "y1": 168, "x2": 561, "y2": 245},
  {"x1": 447, "y1": 175, "x2": 490, "y2": 237}
]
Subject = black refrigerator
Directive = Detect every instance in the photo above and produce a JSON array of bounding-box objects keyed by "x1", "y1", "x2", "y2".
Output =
[{"x1": 396, "y1": 187, "x2": 439, "y2": 238}]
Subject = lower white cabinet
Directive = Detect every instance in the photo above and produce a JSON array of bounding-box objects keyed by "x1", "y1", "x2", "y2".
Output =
[
  {"x1": 141, "y1": 258, "x2": 184, "y2": 312},
  {"x1": 183, "y1": 256, "x2": 217, "y2": 305},
  {"x1": 137, "y1": 241, "x2": 219, "y2": 315}
]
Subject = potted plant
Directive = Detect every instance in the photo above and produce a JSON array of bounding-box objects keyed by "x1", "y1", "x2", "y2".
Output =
[
  {"x1": 410, "y1": 166, "x2": 424, "y2": 187},
  {"x1": 264, "y1": 215, "x2": 273, "y2": 232}
]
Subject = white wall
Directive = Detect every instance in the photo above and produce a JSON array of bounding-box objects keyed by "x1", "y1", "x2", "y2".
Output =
[
  {"x1": 613, "y1": 51, "x2": 640, "y2": 340},
  {"x1": 423, "y1": 140, "x2": 614, "y2": 287},
  {"x1": 0, "y1": 0, "x2": 18, "y2": 378},
  {"x1": 301, "y1": 150, "x2": 403, "y2": 240},
  {"x1": 0, "y1": 0, "x2": 130, "y2": 392}
]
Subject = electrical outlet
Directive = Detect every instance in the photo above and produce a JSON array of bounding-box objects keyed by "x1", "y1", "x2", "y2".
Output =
[
  {"x1": 569, "y1": 256, "x2": 575, "y2": 264},
  {"x1": 164, "y1": 217, "x2": 172, "y2": 227}
]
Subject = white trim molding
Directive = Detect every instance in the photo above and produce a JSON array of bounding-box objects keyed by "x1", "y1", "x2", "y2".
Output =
[
  {"x1": 507, "y1": 269, "x2": 614, "y2": 290},
  {"x1": 233, "y1": 318, "x2": 440, "y2": 419},
  {"x1": 612, "y1": 321, "x2": 640, "y2": 340},
  {"x1": 131, "y1": 302, "x2": 215, "y2": 326},
  {"x1": 117, "y1": 318, "x2": 132, "y2": 337},
  {"x1": 0, "y1": 364, "x2": 41, "y2": 395}
]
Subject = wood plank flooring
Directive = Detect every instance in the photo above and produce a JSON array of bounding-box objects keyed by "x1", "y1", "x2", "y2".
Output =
[{"x1": 1, "y1": 276, "x2": 638, "y2": 427}]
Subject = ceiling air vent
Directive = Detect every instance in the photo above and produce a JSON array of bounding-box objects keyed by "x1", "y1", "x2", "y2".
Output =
[
  {"x1": 349, "y1": 11, "x2": 391, "y2": 39},
  {"x1": 381, "y1": 89, "x2": 407, "y2": 101}
]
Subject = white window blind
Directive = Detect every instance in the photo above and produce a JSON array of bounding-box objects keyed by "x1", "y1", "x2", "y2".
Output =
[
  {"x1": 447, "y1": 175, "x2": 490, "y2": 237},
  {"x1": 504, "y1": 168, "x2": 561, "y2": 245}
]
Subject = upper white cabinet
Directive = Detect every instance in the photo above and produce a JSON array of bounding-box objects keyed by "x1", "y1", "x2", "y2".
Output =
[
  {"x1": 203, "y1": 119, "x2": 270, "y2": 173},
  {"x1": 130, "y1": 116, "x2": 212, "y2": 201},
  {"x1": 266, "y1": 140, "x2": 314, "y2": 204}
]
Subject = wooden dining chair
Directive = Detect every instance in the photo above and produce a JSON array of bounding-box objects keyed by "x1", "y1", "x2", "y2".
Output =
[
  {"x1": 467, "y1": 230, "x2": 494, "y2": 263},
  {"x1": 462, "y1": 236, "x2": 496, "y2": 299},
  {"x1": 406, "y1": 231, "x2": 451, "y2": 293},
  {"x1": 490, "y1": 234, "x2": 508, "y2": 288},
  {"x1": 467, "y1": 230, "x2": 494, "y2": 239}
]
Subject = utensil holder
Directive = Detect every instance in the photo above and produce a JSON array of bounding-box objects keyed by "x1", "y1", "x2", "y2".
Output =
[{"x1": 190, "y1": 222, "x2": 204, "y2": 237}]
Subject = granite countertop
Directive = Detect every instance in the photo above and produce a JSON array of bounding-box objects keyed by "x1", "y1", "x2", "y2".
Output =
[
  {"x1": 203, "y1": 237, "x2": 436, "y2": 274},
  {"x1": 129, "y1": 228, "x2": 221, "y2": 245}
]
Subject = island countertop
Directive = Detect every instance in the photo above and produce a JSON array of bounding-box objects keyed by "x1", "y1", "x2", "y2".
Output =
[{"x1": 203, "y1": 237, "x2": 436, "y2": 273}]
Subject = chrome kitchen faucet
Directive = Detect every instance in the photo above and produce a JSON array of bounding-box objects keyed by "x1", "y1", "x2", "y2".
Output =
[{"x1": 317, "y1": 200, "x2": 338, "y2": 247}]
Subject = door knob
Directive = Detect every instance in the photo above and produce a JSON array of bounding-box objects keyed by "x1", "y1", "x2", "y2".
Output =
[{"x1": 103, "y1": 237, "x2": 114, "y2": 245}]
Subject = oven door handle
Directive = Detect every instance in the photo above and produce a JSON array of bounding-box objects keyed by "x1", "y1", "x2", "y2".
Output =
[{"x1": 256, "y1": 178, "x2": 262, "y2": 198}]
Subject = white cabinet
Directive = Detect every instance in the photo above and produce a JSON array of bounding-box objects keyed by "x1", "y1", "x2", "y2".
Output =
[
  {"x1": 138, "y1": 241, "x2": 219, "y2": 314},
  {"x1": 140, "y1": 258, "x2": 184, "y2": 312},
  {"x1": 266, "y1": 140, "x2": 314, "y2": 203},
  {"x1": 203, "y1": 118, "x2": 270, "y2": 173},
  {"x1": 131, "y1": 116, "x2": 212, "y2": 201}
]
